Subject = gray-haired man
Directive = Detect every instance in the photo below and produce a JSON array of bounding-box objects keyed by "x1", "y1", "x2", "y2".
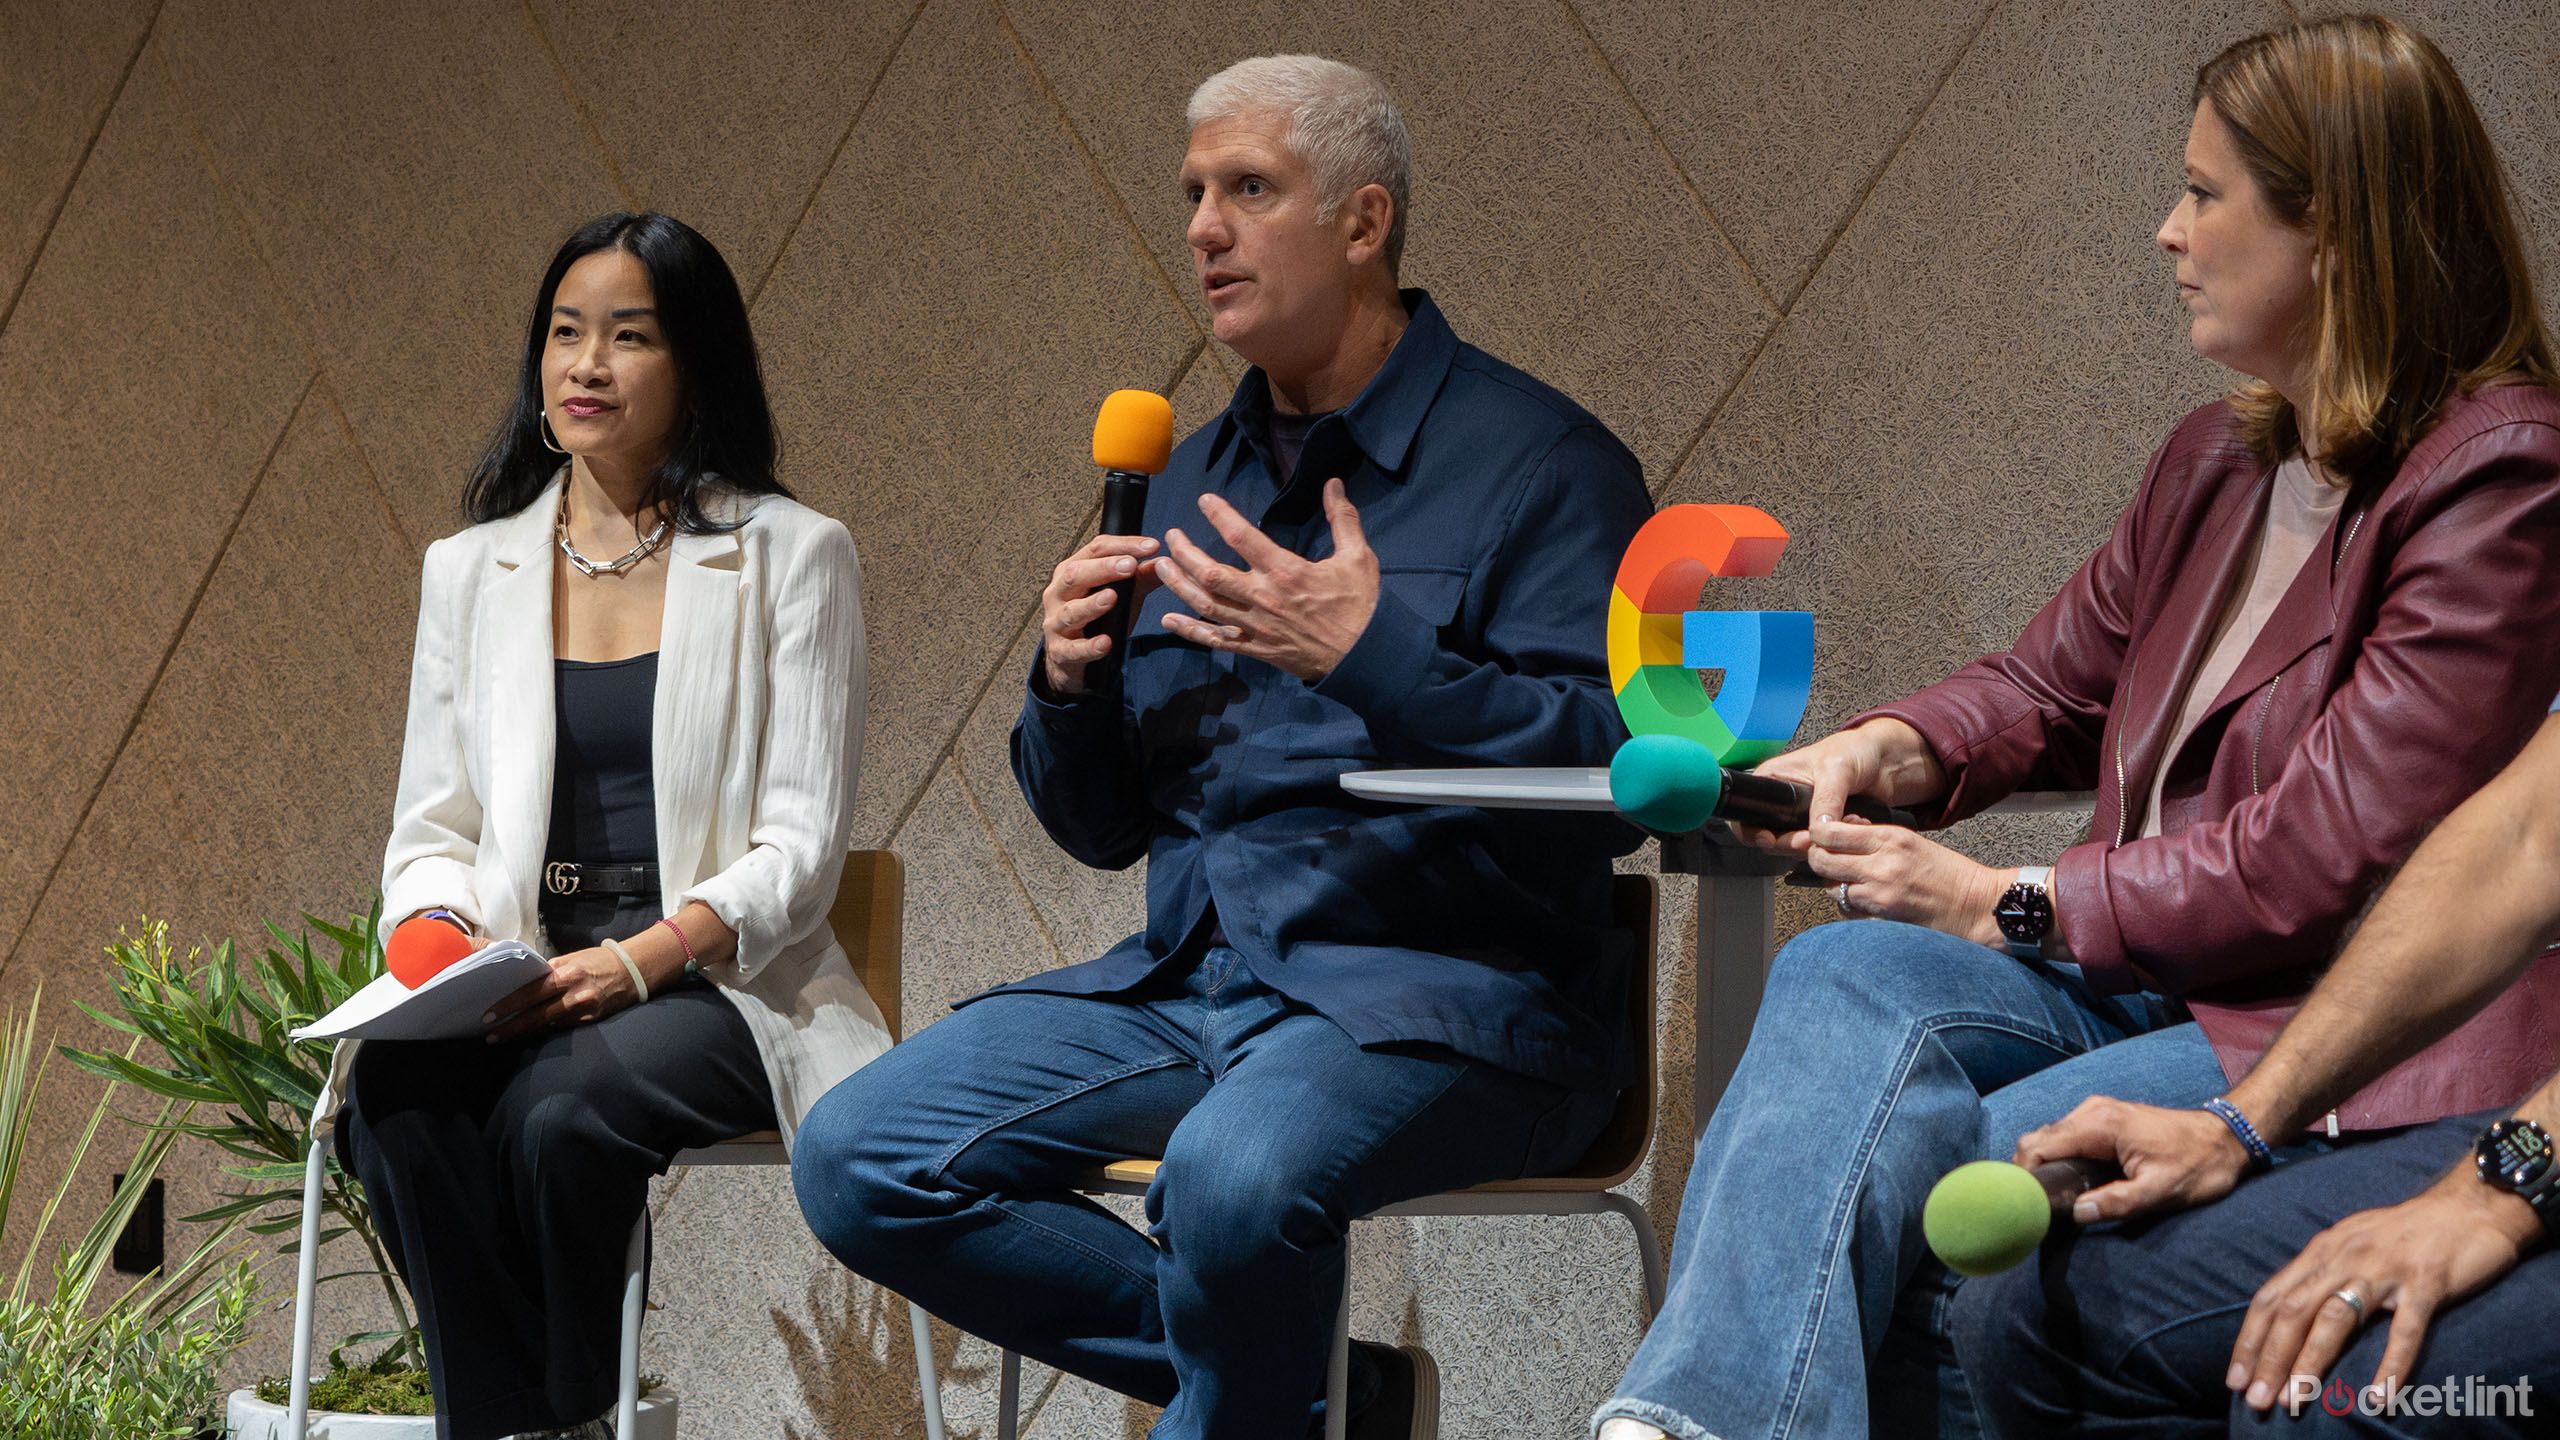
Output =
[{"x1": 792, "y1": 53, "x2": 1653, "y2": 1440}]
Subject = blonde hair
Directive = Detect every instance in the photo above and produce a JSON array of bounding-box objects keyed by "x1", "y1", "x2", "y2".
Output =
[
  {"x1": 2197, "y1": 14, "x2": 2554, "y2": 480},
  {"x1": 1188, "y1": 55, "x2": 1412, "y2": 275}
]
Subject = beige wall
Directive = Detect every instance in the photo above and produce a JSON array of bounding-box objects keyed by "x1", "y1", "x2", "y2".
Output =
[{"x1": 5, "y1": 0, "x2": 2556, "y2": 1433}]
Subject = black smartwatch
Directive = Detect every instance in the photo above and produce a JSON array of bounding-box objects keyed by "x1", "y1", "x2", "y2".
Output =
[
  {"x1": 1994, "y1": 866, "x2": 2055, "y2": 959},
  {"x1": 2474, "y1": 1117, "x2": 2560, "y2": 1241}
]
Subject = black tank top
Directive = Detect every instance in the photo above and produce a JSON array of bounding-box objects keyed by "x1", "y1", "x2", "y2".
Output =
[{"x1": 547, "y1": 652, "x2": 660, "y2": 866}]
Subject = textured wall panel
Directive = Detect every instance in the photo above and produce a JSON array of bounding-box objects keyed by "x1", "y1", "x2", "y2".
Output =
[
  {"x1": 888, "y1": 762, "x2": 1059, "y2": 1029},
  {"x1": 155, "y1": 0, "x2": 630, "y2": 546},
  {"x1": 528, "y1": 0, "x2": 922, "y2": 290},
  {"x1": 2306, "y1": 0, "x2": 2560, "y2": 293},
  {"x1": 0, "y1": 0, "x2": 159, "y2": 305},
  {"x1": 0, "y1": 399, "x2": 416, "y2": 1286},
  {"x1": 746, "y1": 0, "x2": 1197, "y2": 849},
  {"x1": 1671, "y1": 0, "x2": 2262, "y2": 748},
  {"x1": 1003, "y1": 0, "x2": 1773, "y2": 482},
  {"x1": 1573, "y1": 0, "x2": 1994, "y2": 302},
  {"x1": 0, "y1": 46, "x2": 311, "y2": 969},
  {"x1": 641, "y1": 1164, "x2": 948, "y2": 1438},
  {"x1": 944, "y1": 349, "x2": 1230, "y2": 974},
  {"x1": 11, "y1": 1, "x2": 2557, "y2": 1433}
]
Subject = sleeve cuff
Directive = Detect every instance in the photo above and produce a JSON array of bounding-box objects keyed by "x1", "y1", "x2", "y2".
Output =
[
  {"x1": 382, "y1": 859, "x2": 483, "y2": 937},
  {"x1": 1313, "y1": 587, "x2": 1435, "y2": 716},
  {"x1": 679, "y1": 874, "x2": 770, "y2": 982},
  {"x1": 1845, "y1": 703, "x2": 1963, "y2": 826},
  {"x1": 1024, "y1": 641, "x2": 1118, "y2": 724},
  {"x1": 2054, "y1": 842, "x2": 2141, "y2": 994}
]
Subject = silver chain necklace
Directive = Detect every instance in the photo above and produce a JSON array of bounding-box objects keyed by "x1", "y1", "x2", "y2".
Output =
[{"x1": 556, "y1": 494, "x2": 671, "y2": 578}]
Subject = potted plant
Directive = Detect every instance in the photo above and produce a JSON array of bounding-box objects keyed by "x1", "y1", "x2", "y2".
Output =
[
  {"x1": 0, "y1": 989, "x2": 260, "y2": 1440},
  {"x1": 70, "y1": 913, "x2": 674, "y2": 1438}
]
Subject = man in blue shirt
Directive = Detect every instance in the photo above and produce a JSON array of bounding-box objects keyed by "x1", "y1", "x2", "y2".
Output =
[{"x1": 793, "y1": 54, "x2": 1652, "y2": 1440}]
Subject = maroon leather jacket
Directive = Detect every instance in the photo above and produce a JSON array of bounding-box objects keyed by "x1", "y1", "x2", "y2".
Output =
[{"x1": 1864, "y1": 384, "x2": 2560, "y2": 1130}]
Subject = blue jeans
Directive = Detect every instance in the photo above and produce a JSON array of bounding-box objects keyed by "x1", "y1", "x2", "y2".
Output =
[
  {"x1": 790, "y1": 946, "x2": 1615, "y2": 1440},
  {"x1": 1953, "y1": 1112, "x2": 2555, "y2": 1438},
  {"x1": 1596, "y1": 920, "x2": 2223, "y2": 1440}
]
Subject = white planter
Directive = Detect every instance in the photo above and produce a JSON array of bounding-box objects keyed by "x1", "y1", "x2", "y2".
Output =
[{"x1": 225, "y1": 1389, "x2": 678, "y2": 1438}]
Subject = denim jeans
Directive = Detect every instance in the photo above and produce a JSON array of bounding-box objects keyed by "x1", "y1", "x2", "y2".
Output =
[
  {"x1": 1595, "y1": 919, "x2": 2222, "y2": 1440},
  {"x1": 1953, "y1": 1111, "x2": 2556, "y2": 1438},
  {"x1": 790, "y1": 946, "x2": 1616, "y2": 1439}
]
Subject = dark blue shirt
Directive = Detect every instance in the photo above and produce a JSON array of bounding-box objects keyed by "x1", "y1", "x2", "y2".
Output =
[{"x1": 990, "y1": 292, "x2": 1653, "y2": 1088}]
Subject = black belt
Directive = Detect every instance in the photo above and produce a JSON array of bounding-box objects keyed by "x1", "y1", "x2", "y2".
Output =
[{"x1": 540, "y1": 861, "x2": 659, "y2": 898}]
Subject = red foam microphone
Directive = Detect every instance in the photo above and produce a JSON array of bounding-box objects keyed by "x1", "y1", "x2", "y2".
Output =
[{"x1": 386, "y1": 914, "x2": 476, "y2": 989}]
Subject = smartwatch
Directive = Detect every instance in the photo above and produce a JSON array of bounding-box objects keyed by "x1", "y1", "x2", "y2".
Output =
[
  {"x1": 1994, "y1": 866, "x2": 2055, "y2": 959},
  {"x1": 2475, "y1": 1117, "x2": 2560, "y2": 1241}
]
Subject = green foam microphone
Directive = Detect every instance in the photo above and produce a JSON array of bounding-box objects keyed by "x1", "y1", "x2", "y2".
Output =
[{"x1": 1922, "y1": 1158, "x2": 2114, "y2": 1277}]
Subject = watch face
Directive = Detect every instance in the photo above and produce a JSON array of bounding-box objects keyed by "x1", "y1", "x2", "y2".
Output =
[
  {"x1": 1995, "y1": 884, "x2": 2054, "y2": 944},
  {"x1": 2480, "y1": 1119, "x2": 2554, "y2": 1189}
]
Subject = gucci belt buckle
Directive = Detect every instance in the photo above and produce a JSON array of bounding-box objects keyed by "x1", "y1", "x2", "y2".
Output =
[{"x1": 544, "y1": 861, "x2": 581, "y2": 896}]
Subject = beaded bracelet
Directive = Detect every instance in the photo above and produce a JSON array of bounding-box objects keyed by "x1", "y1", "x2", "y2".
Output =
[
  {"x1": 2200, "y1": 1096, "x2": 2274, "y2": 1171},
  {"x1": 655, "y1": 916, "x2": 700, "y2": 978}
]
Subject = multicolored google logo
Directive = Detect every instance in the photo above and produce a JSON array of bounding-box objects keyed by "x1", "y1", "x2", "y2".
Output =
[{"x1": 1607, "y1": 503, "x2": 1812, "y2": 766}]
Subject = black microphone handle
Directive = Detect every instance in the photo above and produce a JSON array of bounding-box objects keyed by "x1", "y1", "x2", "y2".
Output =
[
  {"x1": 1087, "y1": 470, "x2": 1151, "y2": 690},
  {"x1": 1712, "y1": 769, "x2": 1915, "y2": 831},
  {"x1": 2031, "y1": 1157, "x2": 2117, "y2": 1213}
]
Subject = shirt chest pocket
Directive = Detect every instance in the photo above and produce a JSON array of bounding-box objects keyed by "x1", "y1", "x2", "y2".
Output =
[
  {"x1": 1380, "y1": 564, "x2": 1469, "y2": 633},
  {"x1": 1280, "y1": 565, "x2": 1472, "y2": 762}
]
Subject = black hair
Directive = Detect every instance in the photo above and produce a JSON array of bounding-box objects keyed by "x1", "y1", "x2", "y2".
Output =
[{"x1": 464, "y1": 212, "x2": 786, "y2": 532}]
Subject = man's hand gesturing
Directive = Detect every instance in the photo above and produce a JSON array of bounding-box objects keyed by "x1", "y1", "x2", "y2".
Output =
[{"x1": 1152, "y1": 478, "x2": 1380, "y2": 681}]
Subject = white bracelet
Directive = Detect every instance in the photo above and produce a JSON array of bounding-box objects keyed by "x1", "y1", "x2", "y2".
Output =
[{"x1": 602, "y1": 937, "x2": 650, "y2": 1005}]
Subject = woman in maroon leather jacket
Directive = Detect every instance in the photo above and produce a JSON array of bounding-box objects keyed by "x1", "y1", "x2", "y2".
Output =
[{"x1": 1596, "y1": 16, "x2": 2560, "y2": 1440}]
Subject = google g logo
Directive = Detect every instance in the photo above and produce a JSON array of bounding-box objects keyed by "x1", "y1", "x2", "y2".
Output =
[{"x1": 1608, "y1": 503, "x2": 1812, "y2": 767}]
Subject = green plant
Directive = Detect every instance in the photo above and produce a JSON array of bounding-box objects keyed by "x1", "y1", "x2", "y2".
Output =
[
  {"x1": 0, "y1": 990, "x2": 259, "y2": 1440},
  {"x1": 64, "y1": 910, "x2": 430, "y2": 1408}
]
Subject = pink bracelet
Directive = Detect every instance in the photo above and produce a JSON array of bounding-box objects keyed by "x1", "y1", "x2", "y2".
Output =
[{"x1": 655, "y1": 916, "x2": 698, "y2": 970}]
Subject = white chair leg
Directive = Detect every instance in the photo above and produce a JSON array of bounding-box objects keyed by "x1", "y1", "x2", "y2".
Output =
[
  {"x1": 616, "y1": 1212, "x2": 646, "y2": 1439},
  {"x1": 997, "y1": 1347, "x2": 1022, "y2": 1440},
  {"x1": 1599, "y1": 1192, "x2": 1668, "y2": 1319},
  {"x1": 908, "y1": 1301, "x2": 946, "y2": 1440},
  {"x1": 1324, "y1": 1274, "x2": 1351, "y2": 1440},
  {"x1": 286, "y1": 1136, "x2": 327, "y2": 1440}
]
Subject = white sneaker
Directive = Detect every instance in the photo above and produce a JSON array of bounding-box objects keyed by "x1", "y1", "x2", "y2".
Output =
[{"x1": 1597, "y1": 1420, "x2": 1670, "y2": 1440}]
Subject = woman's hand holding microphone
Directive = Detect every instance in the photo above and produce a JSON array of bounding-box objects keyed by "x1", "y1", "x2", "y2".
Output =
[{"x1": 1731, "y1": 720, "x2": 2018, "y2": 946}]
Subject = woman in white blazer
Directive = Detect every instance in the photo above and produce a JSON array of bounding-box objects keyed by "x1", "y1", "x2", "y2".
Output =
[{"x1": 330, "y1": 212, "x2": 890, "y2": 1440}]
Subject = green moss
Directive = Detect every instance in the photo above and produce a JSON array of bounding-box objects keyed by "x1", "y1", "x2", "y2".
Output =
[
  {"x1": 252, "y1": 1366, "x2": 660, "y2": 1416},
  {"x1": 252, "y1": 1362, "x2": 433, "y2": 1416}
]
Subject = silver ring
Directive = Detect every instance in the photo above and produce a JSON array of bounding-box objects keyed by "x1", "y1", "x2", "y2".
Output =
[
  {"x1": 2331, "y1": 1287, "x2": 2366, "y2": 1324},
  {"x1": 1835, "y1": 882, "x2": 1854, "y2": 916}
]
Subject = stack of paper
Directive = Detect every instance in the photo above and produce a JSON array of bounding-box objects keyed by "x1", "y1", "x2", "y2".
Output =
[{"x1": 291, "y1": 941, "x2": 551, "y2": 1041}]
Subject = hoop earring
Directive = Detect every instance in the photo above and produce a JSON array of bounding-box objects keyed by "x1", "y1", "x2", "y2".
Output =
[{"x1": 538, "y1": 410, "x2": 569, "y2": 455}]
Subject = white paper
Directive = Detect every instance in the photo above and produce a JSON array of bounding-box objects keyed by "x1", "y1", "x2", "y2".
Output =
[{"x1": 291, "y1": 940, "x2": 551, "y2": 1041}]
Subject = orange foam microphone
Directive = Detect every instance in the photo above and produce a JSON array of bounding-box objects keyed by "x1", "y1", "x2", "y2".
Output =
[
  {"x1": 386, "y1": 914, "x2": 476, "y2": 989},
  {"x1": 1087, "y1": 389, "x2": 1175, "y2": 691}
]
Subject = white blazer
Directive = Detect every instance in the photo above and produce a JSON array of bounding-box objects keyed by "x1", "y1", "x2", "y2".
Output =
[{"x1": 320, "y1": 476, "x2": 891, "y2": 1146}]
